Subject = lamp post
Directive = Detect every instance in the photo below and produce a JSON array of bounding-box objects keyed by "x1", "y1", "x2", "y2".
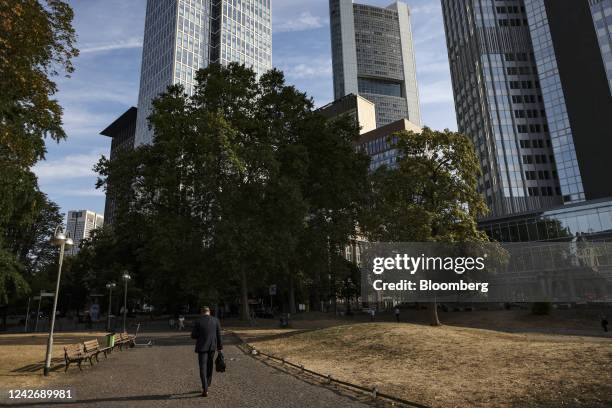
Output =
[
  {"x1": 122, "y1": 272, "x2": 131, "y2": 332},
  {"x1": 43, "y1": 226, "x2": 73, "y2": 376},
  {"x1": 105, "y1": 282, "x2": 116, "y2": 332}
]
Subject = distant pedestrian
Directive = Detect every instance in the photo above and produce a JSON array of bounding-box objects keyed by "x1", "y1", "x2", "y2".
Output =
[
  {"x1": 169, "y1": 318, "x2": 175, "y2": 329},
  {"x1": 178, "y1": 315, "x2": 185, "y2": 331},
  {"x1": 369, "y1": 308, "x2": 376, "y2": 322},
  {"x1": 394, "y1": 307, "x2": 400, "y2": 323},
  {"x1": 602, "y1": 315, "x2": 609, "y2": 332},
  {"x1": 191, "y1": 306, "x2": 223, "y2": 397}
]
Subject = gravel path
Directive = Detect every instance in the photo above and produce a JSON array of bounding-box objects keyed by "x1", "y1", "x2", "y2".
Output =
[{"x1": 6, "y1": 332, "x2": 369, "y2": 408}]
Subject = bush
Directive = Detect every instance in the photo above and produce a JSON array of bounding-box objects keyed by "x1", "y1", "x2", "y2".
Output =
[{"x1": 531, "y1": 302, "x2": 552, "y2": 315}]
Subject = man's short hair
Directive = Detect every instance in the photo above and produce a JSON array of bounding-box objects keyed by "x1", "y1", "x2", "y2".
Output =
[{"x1": 201, "y1": 306, "x2": 210, "y2": 314}]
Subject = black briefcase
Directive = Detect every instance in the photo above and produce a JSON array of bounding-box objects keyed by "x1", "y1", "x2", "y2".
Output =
[{"x1": 215, "y1": 352, "x2": 226, "y2": 372}]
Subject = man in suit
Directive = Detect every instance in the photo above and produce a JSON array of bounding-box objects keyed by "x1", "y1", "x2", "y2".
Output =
[{"x1": 190, "y1": 306, "x2": 223, "y2": 397}]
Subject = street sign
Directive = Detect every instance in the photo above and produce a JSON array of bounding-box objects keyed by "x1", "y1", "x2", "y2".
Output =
[
  {"x1": 269, "y1": 285, "x2": 277, "y2": 296},
  {"x1": 40, "y1": 292, "x2": 55, "y2": 297}
]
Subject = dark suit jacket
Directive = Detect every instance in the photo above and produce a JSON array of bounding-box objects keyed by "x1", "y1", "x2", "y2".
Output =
[{"x1": 191, "y1": 315, "x2": 223, "y2": 353}]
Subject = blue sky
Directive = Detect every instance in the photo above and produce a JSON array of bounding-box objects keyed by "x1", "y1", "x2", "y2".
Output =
[{"x1": 34, "y1": 0, "x2": 457, "y2": 219}]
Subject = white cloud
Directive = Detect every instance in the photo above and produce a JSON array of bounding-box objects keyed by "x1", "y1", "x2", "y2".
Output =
[
  {"x1": 280, "y1": 57, "x2": 333, "y2": 80},
  {"x1": 419, "y1": 80, "x2": 455, "y2": 105},
  {"x1": 80, "y1": 37, "x2": 143, "y2": 54},
  {"x1": 274, "y1": 11, "x2": 327, "y2": 33},
  {"x1": 34, "y1": 151, "x2": 105, "y2": 182}
]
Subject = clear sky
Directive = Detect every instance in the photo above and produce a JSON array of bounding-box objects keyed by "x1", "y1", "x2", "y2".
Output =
[{"x1": 34, "y1": 0, "x2": 457, "y2": 219}]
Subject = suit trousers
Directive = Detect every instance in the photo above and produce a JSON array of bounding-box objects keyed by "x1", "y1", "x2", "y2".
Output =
[{"x1": 198, "y1": 351, "x2": 215, "y2": 392}]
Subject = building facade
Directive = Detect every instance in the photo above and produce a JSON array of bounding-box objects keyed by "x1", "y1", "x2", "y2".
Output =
[
  {"x1": 318, "y1": 93, "x2": 377, "y2": 135},
  {"x1": 135, "y1": 0, "x2": 272, "y2": 146},
  {"x1": 100, "y1": 107, "x2": 137, "y2": 226},
  {"x1": 329, "y1": 0, "x2": 421, "y2": 128},
  {"x1": 442, "y1": 0, "x2": 612, "y2": 217},
  {"x1": 358, "y1": 118, "x2": 422, "y2": 171},
  {"x1": 590, "y1": 0, "x2": 612, "y2": 94},
  {"x1": 66, "y1": 210, "x2": 104, "y2": 255}
]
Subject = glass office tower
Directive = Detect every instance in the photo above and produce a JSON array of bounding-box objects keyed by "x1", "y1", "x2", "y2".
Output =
[
  {"x1": 329, "y1": 0, "x2": 421, "y2": 128},
  {"x1": 441, "y1": 0, "x2": 612, "y2": 217},
  {"x1": 135, "y1": 0, "x2": 272, "y2": 147},
  {"x1": 590, "y1": 0, "x2": 612, "y2": 94}
]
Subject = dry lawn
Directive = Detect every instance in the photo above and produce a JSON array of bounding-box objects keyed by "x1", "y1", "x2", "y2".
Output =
[
  {"x1": 0, "y1": 332, "x2": 107, "y2": 388},
  {"x1": 247, "y1": 323, "x2": 612, "y2": 408}
]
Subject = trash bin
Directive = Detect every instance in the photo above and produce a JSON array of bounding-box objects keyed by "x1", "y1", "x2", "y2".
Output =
[
  {"x1": 106, "y1": 333, "x2": 115, "y2": 348},
  {"x1": 279, "y1": 313, "x2": 290, "y2": 328}
]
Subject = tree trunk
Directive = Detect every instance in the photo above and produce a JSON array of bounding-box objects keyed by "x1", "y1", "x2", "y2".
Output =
[
  {"x1": 289, "y1": 273, "x2": 297, "y2": 315},
  {"x1": 240, "y1": 269, "x2": 250, "y2": 321},
  {"x1": 428, "y1": 301, "x2": 441, "y2": 326}
]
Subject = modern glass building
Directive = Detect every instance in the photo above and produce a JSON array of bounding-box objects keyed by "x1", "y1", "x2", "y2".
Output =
[
  {"x1": 441, "y1": 0, "x2": 612, "y2": 218},
  {"x1": 329, "y1": 0, "x2": 421, "y2": 128},
  {"x1": 590, "y1": 0, "x2": 612, "y2": 94},
  {"x1": 135, "y1": 0, "x2": 272, "y2": 146},
  {"x1": 480, "y1": 198, "x2": 612, "y2": 242}
]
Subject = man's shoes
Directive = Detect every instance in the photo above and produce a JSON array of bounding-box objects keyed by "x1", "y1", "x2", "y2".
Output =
[{"x1": 202, "y1": 391, "x2": 208, "y2": 397}]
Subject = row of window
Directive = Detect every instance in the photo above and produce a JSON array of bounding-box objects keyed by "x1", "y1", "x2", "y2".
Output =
[
  {"x1": 517, "y1": 124, "x2": 549, "y2": 134},
  {"x1": 522, "y1": 154, "x2": 554, "y2": 164},
  {"x1": 519, "y1": 138, "x2": 551, "y2": 149},
  {"x1": 525, "y1": 170, "x2": 552, "y2": 180},
  {"x1": 528, "y1": 186, "x2": 558, "y2": 196}
]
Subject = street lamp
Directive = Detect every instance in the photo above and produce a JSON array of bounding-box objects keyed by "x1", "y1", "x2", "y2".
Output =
[
  {"x1": 43, "y1": 226, "x2": 73, "y2": 376},
  {"x1": 122, "y1": 272, "x2": 131, "y2": 333},
  {"x1": 105, "y1": 282, "x2": 116, "y2": 332}
]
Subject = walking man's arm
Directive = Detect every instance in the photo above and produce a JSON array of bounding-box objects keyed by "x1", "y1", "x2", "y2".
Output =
[
  {"x1": 216, "y1": 319, "x2": 223, "y2": 350},
  {"x1": 191, "y1": 320, "x2": 199, "y2": 339}
]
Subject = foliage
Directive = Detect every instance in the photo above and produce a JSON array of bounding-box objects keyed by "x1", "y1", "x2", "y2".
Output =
[
  {"x1": 362, "y1": 127, "x2": 490, "y2": 324},
  {"x1": 0, "y1": 0, "x2": 77, "y2": 303},
  {"x1": 94, "y1": 64, "x2": 369, "y2": 316}
]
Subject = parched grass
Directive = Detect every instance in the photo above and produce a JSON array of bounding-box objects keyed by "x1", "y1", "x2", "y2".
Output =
[
  {"x1": 249, "y1": 323, "x2": 612, "y2": 407},
  {"x1": 0, "y1": 332, "x2": 107, "y2": 388}
]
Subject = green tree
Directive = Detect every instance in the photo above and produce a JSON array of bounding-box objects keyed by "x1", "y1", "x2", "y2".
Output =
[
  {"x1": 96, "y1": 64, "x2": 369, "y2": 318},
  {"x1": 362, "y1": 127, "x2": 489, "y2": 325},
  {"x1": 0, "y1": 0, "x2": 77, "y2": 302}
]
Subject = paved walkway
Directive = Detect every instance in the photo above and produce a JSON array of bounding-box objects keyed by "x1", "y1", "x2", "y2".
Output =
[{"x1": 7, "y1": 332, "x2": 370, "y2": 407}]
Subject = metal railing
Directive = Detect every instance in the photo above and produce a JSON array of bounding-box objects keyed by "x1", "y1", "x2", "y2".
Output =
[{"x1": 237, "y1": 340, "x2": 429, "y2": 408}]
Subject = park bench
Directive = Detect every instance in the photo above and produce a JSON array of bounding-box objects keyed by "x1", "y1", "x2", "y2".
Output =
[
  {"x1": 120, "y1": 332, "x2": 135, "y2": 348},
  {"x1": 63, "y1": 343, "x2": 94, "y2": 372},
  {"x1": 112, "y1": 332, "x2": 135, "y2": 350},
  {"x1": 83, "y1": 339, "x2": 111, "y2": 362}
]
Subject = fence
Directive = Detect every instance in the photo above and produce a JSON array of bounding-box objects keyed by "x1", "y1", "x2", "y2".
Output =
[{"x1": 238, "y1": 340, "x2": 429, "y2": 408}]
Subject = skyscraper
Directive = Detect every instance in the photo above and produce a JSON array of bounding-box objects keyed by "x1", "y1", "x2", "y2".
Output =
[
  {"x1": 135, "y1": 0, "x2": 272, "y2": 146},
  {"x1": 441, "y1": 0, "x2": 612, "y2": 217},
  {"x1": 100, "y1": 107, "x2": 137, "y2": 226},
  {"x1": 66, "y1": 210, "x2": 104, "y2": 255},
  {"x1": 329, "y1": 0, "x2": 421, "y2": 128},
  {"x1": 590, "y1": 0, "x2": 612, "y2": 93}
]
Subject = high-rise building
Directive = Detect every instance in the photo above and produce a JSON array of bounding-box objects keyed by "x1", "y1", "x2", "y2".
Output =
[
  {"x1": 66, "y1": 210, "x2": 104, "y2": 255},
  {"x1": 329, "y1": 0, "x2": 421, "y2": 128},
  {"x1": 318, "y1": 93, "x2": 377, "y2": 134},
  {"x1": 100, "y1": 107, "x2": 137, "y2": 226},
  {"x1": 441, "y1": 0, "x2": 612, "y2": 217},
  {"x1": 135, "y1": 0, "x2": 272, "y2": 146},
  {"x1": 590, "y1": 0, "x2": 612, "y2": 94}
]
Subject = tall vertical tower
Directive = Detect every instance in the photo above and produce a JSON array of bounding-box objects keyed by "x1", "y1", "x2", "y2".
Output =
[
  {"x1": 589, "y1": 0, "x2": 612, "y2": 94},
  {"x1": 441, "y1": 0, "x2": 612, "y2": 217},
  {"x1": 135, "y1": 0, "x2": 272, "y2": 147},
  {"x1": 329, "y1": 0, "x2": 421, "y2": 128}
]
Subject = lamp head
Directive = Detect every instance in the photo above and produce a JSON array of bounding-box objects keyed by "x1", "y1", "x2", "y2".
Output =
[
  {"x1": 106, "y1": 282, "x2": 116, "y2": 289},
  {"x1": 51, "y1": 226, "x2": 67, "y2": 247},
  {"x1": 122, "y1": 272, "x2": 131, "y2": 281}
]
